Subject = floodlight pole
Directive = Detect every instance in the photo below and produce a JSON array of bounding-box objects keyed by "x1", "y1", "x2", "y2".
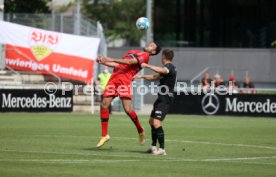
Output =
[
  {"x1": 140, "y1": 0, "x2": 153, "y2": 113},
  {"x1": 74, "y1": 0, "x2": 81, "y2": 35},
  {"x1": 0, "y1": 0, "x2": 4, "y2": 21},
  {"x1": 146, "y1": 0, "x2": 153, "y2": 44}
]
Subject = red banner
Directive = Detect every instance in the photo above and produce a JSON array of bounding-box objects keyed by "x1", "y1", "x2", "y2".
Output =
[{"x1": 0, "y1": 21, "x2": 100, "y2": 83}]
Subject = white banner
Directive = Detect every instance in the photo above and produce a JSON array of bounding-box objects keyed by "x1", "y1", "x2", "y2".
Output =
[{"x1": 0, "y1": 21, "x2": 100, "y2": 83}]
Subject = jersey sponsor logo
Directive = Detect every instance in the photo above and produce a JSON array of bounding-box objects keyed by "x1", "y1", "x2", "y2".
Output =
[{"x1": 30, "y1": 30, "x2": 60, "y2": 61}]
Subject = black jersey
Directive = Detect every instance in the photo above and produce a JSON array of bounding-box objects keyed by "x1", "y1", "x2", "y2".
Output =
[
  {"x1": 159, "y1": 63, "x2": 177, "y2": 95},
  {"x1": 151, "y1": 63, "x2": 177, "y2": 120}
]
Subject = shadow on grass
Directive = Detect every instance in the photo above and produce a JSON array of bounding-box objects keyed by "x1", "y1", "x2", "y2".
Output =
[
  {"x1": 124, "y1": 150, "x2": 149, "y2": 154},
  {"x1": 82, "y1": 147, "x2": 149, "y2": 155},
  {"x1": 83, "y1": 147, "x2": 114, "y2": 152}
]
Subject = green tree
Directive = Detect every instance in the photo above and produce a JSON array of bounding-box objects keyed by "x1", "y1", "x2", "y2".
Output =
[
  {"x1": 82, "y1": 0, "x2": 146, "y2": 46},
  {"x1": 4, "y1": 0, "x2": 50, "y2": 13}
]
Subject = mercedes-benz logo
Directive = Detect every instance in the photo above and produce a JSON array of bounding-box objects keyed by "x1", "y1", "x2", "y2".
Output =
[{"x1": 201, "y1": 93, "x2": 220, "y2": 115}]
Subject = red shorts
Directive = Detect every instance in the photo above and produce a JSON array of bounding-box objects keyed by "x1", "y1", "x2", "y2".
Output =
[{"x1": 103, "y1": 77, "x2": 132, "y2": 99}]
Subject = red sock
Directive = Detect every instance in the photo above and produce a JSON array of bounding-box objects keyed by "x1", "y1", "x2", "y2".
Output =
[
  {"x1": 129, "y1": 110, "x2": 143, "y2": 133},
  {"x1": 101, "y1": 109, "x2": 109, "y2": 136}
]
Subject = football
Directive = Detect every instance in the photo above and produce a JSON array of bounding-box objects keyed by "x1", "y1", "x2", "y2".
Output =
[{"x1": 136, "y1": 17, "x2": 150, "y2": 30}]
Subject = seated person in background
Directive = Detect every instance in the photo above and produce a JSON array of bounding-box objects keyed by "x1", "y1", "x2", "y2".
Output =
[
  {"x1": 242, "y1": 76, "x2": 257, "y2": 94},
  {"x1": 228, "y1": 75, "x2": 239, "y2": 94},
  {"x1": 213, "y1": 74, "x2": 225, "y2": 87},
  {"x1": 201, "y1": 72, "x2": 212, "y2": 89}
]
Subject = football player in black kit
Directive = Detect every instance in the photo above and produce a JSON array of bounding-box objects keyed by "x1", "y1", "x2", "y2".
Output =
[{"x1": 134, "y1": 49, "x2": 177, "y2": 155}]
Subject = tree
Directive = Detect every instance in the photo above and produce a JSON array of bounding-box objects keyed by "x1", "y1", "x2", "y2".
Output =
[
  {"x1": 82, "y1": 0, "x2": 146, "y2": 46},
  {"x1": 4, "y1": 0, "x2": 50, "y2": 14}
]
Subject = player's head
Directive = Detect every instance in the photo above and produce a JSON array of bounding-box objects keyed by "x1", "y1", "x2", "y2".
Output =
[
  {"x1": 103, "y1": 66, "x2": 109, "y2": 74},
  {"x1": 143, "y1": 42, "x2": 162, "y2": 56},
  {"x1": 161, "y1": 48, "x2": 174, "y2": 64}
]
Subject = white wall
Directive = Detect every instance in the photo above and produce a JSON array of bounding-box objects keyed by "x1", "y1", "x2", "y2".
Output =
[{"x1": 108, "y1": 47, "x2": 276, "y2": 83}]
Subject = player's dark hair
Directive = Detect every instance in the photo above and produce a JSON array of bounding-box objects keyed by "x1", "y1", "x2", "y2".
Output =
[
  {"x1": 162, "y1": 49, "x2": 174, "y2": 61},
  {"x1": 152, "y1": 42, "x2": 162, "y2": 56}
]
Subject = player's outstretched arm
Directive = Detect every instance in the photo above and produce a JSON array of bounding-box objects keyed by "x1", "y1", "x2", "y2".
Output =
[
  {"x1": 97, "y1": 56, "x2": 118, "y2": 68},
  {"x1": 102, "y1": 56, "x2": 138, "y2": 65},
  {"x1": 101, "y1": 61, "x2": 118, "y2": 68},
  {"x1": 141, "y1": 63, "x2": 169, "y2": 75},
  {"x1": 134, "y1": 74, "x2": 160, "y2": 80}
]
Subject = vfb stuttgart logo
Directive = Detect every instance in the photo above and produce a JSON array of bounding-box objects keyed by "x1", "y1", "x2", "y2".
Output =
[{"x1": 30, "y1": 30, "x2": 60, "y2": 61}]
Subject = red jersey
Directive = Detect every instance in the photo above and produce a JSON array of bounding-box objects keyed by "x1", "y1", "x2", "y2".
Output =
[
  {"x1": 111, "y1": 50, "x2": 150, "y2": 81},
  {"x1": 103, "y1": 50, "x2": 150, "y2": 99}
]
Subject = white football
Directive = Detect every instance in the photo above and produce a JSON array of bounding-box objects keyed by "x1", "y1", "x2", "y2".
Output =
[{"x1": 136, "y1": 17, "x2": 150, "y2": 30}]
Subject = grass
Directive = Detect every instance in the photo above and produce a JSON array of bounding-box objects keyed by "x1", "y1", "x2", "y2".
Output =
[
  {"x1": 257, "y1": 91, "x2": 276, "y2": 95},
  {"x1": 0, "y1": 113, "x2": 276, "y2": 177}
]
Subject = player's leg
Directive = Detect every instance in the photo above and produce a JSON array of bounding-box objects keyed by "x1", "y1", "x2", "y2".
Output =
[
  {"x1": 96, "y1": 96, "x2": 114, "y2": 148},
  {"x1": 149, "y1": 117, "x2": 157, "y2": 146},
  {"x1": 100, "y1": 96, "x2": 114, "y2": 136},
  {"x1": 149, "y1": 101, "x2": 168, "y2": 155},
  {"x1": 152, "y1": 118, "x2": 165, "y2": 148},
  {"x1": 121, "y1": 98, "x2": 145, "y2": 144},
  {"x1": 146, "y1": 116, "x2": 158, "y2": 153},
  {"x1": 151, "y1": 118, "x2": 166, "y2": 155},
  {"x1": 146, "y1": 99, "x2": 160, "y2": 152}
]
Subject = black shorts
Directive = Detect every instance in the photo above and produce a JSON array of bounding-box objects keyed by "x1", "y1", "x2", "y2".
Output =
[{"x1": 150, "y1": 95, "x2": 174, "y2": 121}]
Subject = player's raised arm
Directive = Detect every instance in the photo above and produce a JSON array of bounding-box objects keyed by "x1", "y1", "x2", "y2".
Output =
[
  {"x1": 134, "y1": 74, "x2": 160, "y2": 80},
  {"x1": 102, "y1": 56, "x2": 138, "y2": 65},
  {"x1": 141, "y1": 63, "x2": 169, "y2": 75},
  {"x1": 97, "y1": 56, "x2": 118, "y2": 68}
]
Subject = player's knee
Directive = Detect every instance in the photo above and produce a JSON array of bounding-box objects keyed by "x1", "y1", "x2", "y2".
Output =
[
  {"x1": 152, "y1": 120, "x2": 161, "y2": 128},
  {"x1": 101, "y1": 101, "x2": 109, "y2": 110},
  {"x1": 124, "y1": 107, "x2": 132, "y2": 115}
]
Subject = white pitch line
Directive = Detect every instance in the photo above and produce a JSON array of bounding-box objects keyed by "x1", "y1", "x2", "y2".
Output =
[
  {"x1": 0, "y1": 156, "x2": 276, "y2": 165},
  {"x1": 173, "y1": 156, "x2": 276, "y2": 162},
  {"x1": 241, "y1": 162, "x2": 276, "y2": 166},
  {"x1": 111, "y1": 136, "x2": 276, "y2": 151},
  {"x1": 0, "y1": 149, "x2": 151, "y2": 159},
  {"x1": 0, "y1": 159, "x2": 89, "y2": 164},
  {"x1": 8, "y1": 134, "x2": 276, "y2": 151},
  {"x1": 0, "y1": 148, "x2": 276, "y2": 164},
  {"x1": 169, "y1": 140, "x2": 276, "y2": 151}
]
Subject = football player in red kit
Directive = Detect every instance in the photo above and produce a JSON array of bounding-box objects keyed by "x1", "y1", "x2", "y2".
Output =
[{"x1": 96, "y1": 42, "x2": 162, "y2": 148}]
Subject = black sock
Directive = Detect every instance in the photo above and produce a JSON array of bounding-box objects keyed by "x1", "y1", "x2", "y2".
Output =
[
  {"x1": 151, "y1": 125, "x2": 157, "y2": 146},
  {"x1": 156, "y1": 126, "x2": 165, "y2": 149}
]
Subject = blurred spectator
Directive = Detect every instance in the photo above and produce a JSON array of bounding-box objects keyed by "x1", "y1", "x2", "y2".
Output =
[
  {"x1": 97, "y1": 66, "x2": 112, "y2": 113},
  {"x1": 97, "y1": 66, "x2": 111, "y2": 93},
  {"x1": 228, "y1": 75, "x2": 239, "y2": 94},
  {"x1": 201, "y1": 72, "x2": 212, "y2": 89},
  {"x1": 242, "y1": 76, "x2": 256, "y2": 94},
  {"x1": 213, "y1": 74, "x2": 225, "y2": 87}
]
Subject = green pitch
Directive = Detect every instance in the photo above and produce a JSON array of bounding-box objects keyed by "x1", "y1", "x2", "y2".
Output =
[{"x1": 0, "y1": 113, "x2": 276, "y2": 177}]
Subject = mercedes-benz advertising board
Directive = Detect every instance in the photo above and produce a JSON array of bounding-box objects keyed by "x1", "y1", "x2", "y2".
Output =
[
  {"x1": 0, "y1": 89, "x2": 73, "y2": 112},
  {"x1": 170, "y1": 93, "x2": 276, "y2": 117}
]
